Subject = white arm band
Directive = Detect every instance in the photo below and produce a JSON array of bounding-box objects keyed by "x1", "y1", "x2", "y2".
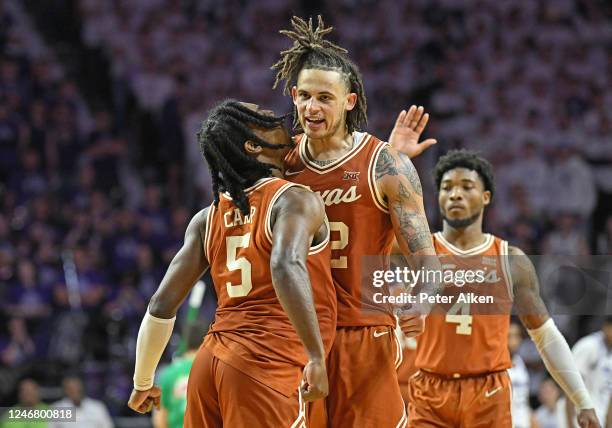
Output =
[
  {"x1": 527, "y1": 318, "x2": 594, "y2": 410},
  {"x1": 133, "y1": 310, "x2": 176, "y2": 391}
]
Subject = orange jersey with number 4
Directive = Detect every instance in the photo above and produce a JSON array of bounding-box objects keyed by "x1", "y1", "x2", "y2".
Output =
[
  {"x1": 415, "y1": 232, "x2": 513, "y2": 377},
  {"x1": 284, "y1": 132, "x2": 396, "y2": 328},
  {"x1": 203, "y1": 177, "x2": 336, "y2": 397}
]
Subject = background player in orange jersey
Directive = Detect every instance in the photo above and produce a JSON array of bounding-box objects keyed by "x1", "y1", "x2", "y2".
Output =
[
  {"x1": 401, "y1": 150, "x2": 599, "y2": 428},
  {"x1": 127, "y1": 99, "x2": 338, "y2": 428},
  {"x1": 272, "y1": 16, "x2": 442, "y2": 427}
]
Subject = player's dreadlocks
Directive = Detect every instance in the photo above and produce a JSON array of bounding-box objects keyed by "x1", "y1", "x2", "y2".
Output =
[
  {"x1": 271, "y1": 15, "x2": 367, "y2": 133},
  {"x1": 197, "y1": 99, "x2": 291, "y2": 215},
  {"x1": 433, "y1": 149, "x2": 496, "y2": 200}
]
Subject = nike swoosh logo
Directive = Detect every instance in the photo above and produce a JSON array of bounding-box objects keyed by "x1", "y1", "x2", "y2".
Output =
[
  {"x1": 284, "y1": 170, "x2": 302, "y2": 176},
  {"x1": 373, "y1": 330, "x2": 389, "y2": 338},
  {"x1": 485, "y1": 386, "x2": 502, "y2": 398}
]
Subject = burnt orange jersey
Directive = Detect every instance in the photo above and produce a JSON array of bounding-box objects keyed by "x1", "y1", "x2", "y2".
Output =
[
  {"x1": 203, "y1": 177, "x2": 336, "y2": 397},
  {"x1": 284, "y1": 132, "x2": 396, "y2": 328},
  {"x1": 415, "y1": 232, "x2": 513, "y2": 377}
]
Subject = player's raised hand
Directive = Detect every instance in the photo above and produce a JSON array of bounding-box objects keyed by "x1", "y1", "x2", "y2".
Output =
[
  {"x1": 576, "y1": 409, "x2": 601, "y2": 428},
  {"x1": 398, "y1": 312, "x2": 425, "y2": 338},
  {"x1": 388, "y1": 105, "x2": 437, "y2": 158},
  {"x1": 127, "y1": 385, "x2": 161, "y2": 414},
  {"x1": 301, "y1": 359, "x2": 328, "y2": 401}
]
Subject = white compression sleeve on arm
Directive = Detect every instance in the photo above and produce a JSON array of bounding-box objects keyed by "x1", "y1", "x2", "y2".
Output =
[
  {"x1": 133, "y1": 310, "x2": 176, "y2": 391},
  {"x1": 526, "y1": 318, "x2": 594, "y2": 410}
]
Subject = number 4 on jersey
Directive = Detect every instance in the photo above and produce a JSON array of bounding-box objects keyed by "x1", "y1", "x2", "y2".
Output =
[{"x1": 445, "y1": 300, "x2": 472, "y2": 335}]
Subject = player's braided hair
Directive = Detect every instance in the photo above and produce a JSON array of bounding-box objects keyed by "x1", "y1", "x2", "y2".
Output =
[
  {"x1": 433, "y1": 149, "x2": 496, "y2": 200},
  {"x1": 197, "y1": 99, "x2": 291, "y2": 215},
  {"x1": 271, "y1": 15, "x2": 367, "y2": 133}
]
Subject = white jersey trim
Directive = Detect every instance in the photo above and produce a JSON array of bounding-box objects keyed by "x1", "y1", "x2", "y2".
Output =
[
  {"x1": 203, "y1": 204, "x2": 215, "y2": 261},
  {"x1": 264, "y1": 183, "x2": 326, "y2": 256},
  {"x1": 500, "y1": 240, "x2": 514, "y2": 300},
  {"x1": 368, "y1": 140, "x2": 390, "y2": 213},
  {"x1": 298, "y1": 132, "x2": 372, "y2": 174},
  {"x1": 434, "y1": 232, "x2": 494, "y2": 255},
  {"x1": 308, "y1": 215, "x2": 330, "y2": 255},
  {"x1": 289, "y1": 386, "x2": 307, "y2": 428},
  {"x1": 395, "y1": 405, "x2": 408, "y2": 428},
  {"x1": 264, "y1": 182, "x2": 297, "y2": 245}
]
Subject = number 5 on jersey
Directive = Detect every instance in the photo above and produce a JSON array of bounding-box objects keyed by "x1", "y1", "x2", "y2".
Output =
[{"x1": 225, "y1": 233, "x2": 252, "y2": 297}]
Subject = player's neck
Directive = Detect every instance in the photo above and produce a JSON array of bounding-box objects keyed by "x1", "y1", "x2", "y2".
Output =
[
  {"x1": 306, "y1": 131, "x2": 354, "y2": 161},
  {"x1": 441, "y1": 220, "x2": 486, "y2": 251}
]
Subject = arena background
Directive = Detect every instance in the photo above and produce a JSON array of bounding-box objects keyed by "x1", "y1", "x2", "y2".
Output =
[{"x1": 1, "y1": 0, "x2": 611, "y2": 426}]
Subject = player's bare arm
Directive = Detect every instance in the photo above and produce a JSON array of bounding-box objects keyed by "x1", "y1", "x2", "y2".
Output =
[
  {"x1": 128, "y1": 208, "x2": 210, "y2": 414},
  {"x1": 388, "y1": 105, "x2": 437, "y2": 158},
  {"x1": 270, "y1": 187, "x2": 328, "y2": 401},
  {"x1": 375, "y1": 146, "x2": 441, "y2": 326},
  {"x1": 510, "y1": 245, "x2": 601, "y2": 428}
]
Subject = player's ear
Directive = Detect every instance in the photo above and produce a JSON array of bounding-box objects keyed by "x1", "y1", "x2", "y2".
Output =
[
  {"x1": 482, "y1": 190, "x2": 491, "y2": 206},
  {"x1": 345, "y1": 92, "x2": 357, "y2": 111},
  {"x1": 291, "y1": 86, "x2": 298, "y2": 105},
  {"x1": 244, "y1": 141, "x2": 262, "y2": 156}
]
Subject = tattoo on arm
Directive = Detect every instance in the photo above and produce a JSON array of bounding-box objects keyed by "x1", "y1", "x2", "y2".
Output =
[
  {"x1": 376, "y1": 148, "x2": 422, "y2": 196},
  {"x1": 375, "y1": 147, "x2": 398, "y2": 180},
  {"x1": 391, "y1": 183, "x2": 431, "y2": 252},
  {"x1": 397, "y1": 152, "x2": 423, "y2": 196}
]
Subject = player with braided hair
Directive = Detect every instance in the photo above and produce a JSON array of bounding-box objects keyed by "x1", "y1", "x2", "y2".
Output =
[
  {"x1": 128, "y1": 100, "x2": 338, "y2": 427},
  {"x1": 273, "y1": 16, "x2": 442, "y2": 427}
]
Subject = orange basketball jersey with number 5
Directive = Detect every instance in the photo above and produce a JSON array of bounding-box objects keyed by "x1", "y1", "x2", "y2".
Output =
[
  {"x1": 284, "y1": 132, "x2": 396, "y2": 328},
  {"x1": 203, "y1": 177, "x2": 336, "y2": 397}
]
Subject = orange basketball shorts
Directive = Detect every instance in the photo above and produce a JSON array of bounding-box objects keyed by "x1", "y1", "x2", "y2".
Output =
[
  {"x1": 407, "y1": 370, "x2": 512, "y2": 428},
  {"x1": 184, "y1": 346, "x2": 306, "y2": 428}
]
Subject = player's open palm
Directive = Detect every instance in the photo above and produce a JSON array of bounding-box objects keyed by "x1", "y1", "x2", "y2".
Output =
[
  {"x1": 577, "y1": 409, "x2": 601, "y2": 428},
  {"x1": 388, "y1": 105, "x2": 437, "y2": 158},
  {"x1": 127, "y1": 385, "x2": 161, "y2": 414},
  {"x1": 301, "y1": 359, "x2": 328, "y2": 401}
]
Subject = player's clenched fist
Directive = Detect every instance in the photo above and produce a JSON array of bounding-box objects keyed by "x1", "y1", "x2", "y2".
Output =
[
  {"x1": 301, "y1": 359, "x2": 328, "y2": 401},
  {"x1": 127, "y1": 385, "x2": 161, "y2": 414},
  {"x1": 399, "y1": 313, "x2": 425, "y2": 338},
  {"x1": 577, "y1": 409, "x2": 601, "y2": 428}
]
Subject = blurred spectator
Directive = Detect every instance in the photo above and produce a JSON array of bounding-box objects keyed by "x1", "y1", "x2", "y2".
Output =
[
  {"x1": 535, "y1": 378, "x2": 567, "y2": 428},
  {"x1": 49, "y1": 376, "x2": 113, "y2": 428},
  {"x1": 0, "y1": 379, "x2": 49, "y2": 428},
  {"x1": 0, "y1": 317, "x2": 35, "y2": 368},
  {"x1": 567, "y1": 316, "x2": 612, "y2": 426},
  {"x1": 547, "y1": 145, "x2": 596, "y2": 222},
  {"x1": 508, "y1": 321, "x2": 534, "y2": 428}
]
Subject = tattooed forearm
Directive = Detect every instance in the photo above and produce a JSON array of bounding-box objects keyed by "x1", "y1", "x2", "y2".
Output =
[
  {"x1": 397, "y1": 152, "x2": 423, "y2": 196},
  {"x1": 375, "y1": 147, "x2": 398, "y2": 180},
  {"x1": 391, "y1": 183, "x2": 432, "y2": 253}
]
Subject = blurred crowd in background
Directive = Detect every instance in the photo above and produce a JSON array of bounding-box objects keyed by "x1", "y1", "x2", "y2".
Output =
[{"x1": 1, "y1": 0, "x2": 611, "y2": 425}]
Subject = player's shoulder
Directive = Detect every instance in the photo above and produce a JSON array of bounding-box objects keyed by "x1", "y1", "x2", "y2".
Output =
[
  {"x1": 186, "y1": 206, "x2": 211, "y2": 234},
  {"x1": 507, "y1": 244, "x2": 526, "y2": 256},
  {"x1": 274, "y1": 184, "x2": 323, "y2": 214}
]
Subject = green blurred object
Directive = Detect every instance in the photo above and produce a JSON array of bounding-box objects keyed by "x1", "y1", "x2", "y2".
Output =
[{"x1": 176, "y1": 281, "x2": 206, "y2": 355}]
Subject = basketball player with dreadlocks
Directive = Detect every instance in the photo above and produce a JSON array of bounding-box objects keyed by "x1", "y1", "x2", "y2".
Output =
[
  {"x1": 127, "y1": 100, "x2": 338, "y2": 427},
  {"x1": 398, "y1": 150, "x2": 599, "y2": 428},
  {"x1": 272, "y1": 16, "x2": 442, "y2": 427}
]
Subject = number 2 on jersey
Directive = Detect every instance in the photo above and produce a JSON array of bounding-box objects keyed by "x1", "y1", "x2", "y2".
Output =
[
  {"x1": 445, "y1": 300, "x2": 472, "y2": 335},
  {"x1": 225, "y1": 233, "x2": 252, "y2": 297},
  {"x1": 329, "y1": 222, "x2": 348, "y2": 268}
]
